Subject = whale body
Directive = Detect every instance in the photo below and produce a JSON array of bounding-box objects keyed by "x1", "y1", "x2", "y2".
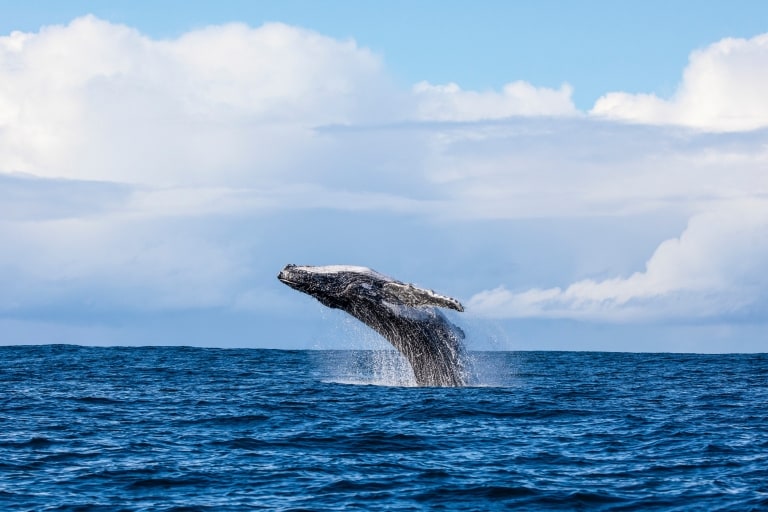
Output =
[{"x1": 278, "y1": 264, "x2": 468, "y2": 387}]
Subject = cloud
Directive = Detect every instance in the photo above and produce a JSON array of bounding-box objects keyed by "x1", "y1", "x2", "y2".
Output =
[
  {"x1": 591, "y1": 34, "x2": 768, "y2": 131},
  {"x1": 468, "y1": 201, "x2": 768, "y2": 321},
  {"x1": 413, "y1": 81, "x2": 577, "y2": 121},
  {"x1": 416, "y1": 117, "x2": 768, "y2": 219},
  {"x1": 0, "y1": 214, "x2": 256, "y2": 312},
  {"x1": 1, "y1": 16, "x2": 768, "y2": 345},
  {"x1": 0, "y1": 15, "x2": 396, "y2": 185},
  {"x1": 0, "y1": 173, "x2": 131, "y2": 221},
  {"x1": 0, "y1": 15, "x2": 581, "y2": 188}
]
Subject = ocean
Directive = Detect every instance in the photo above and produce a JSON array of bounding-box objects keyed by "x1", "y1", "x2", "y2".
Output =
[{"x1": 1, "y1": 345, "x2": 767, "y2": 511}]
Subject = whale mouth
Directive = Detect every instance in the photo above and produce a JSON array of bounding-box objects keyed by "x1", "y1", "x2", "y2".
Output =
[{"x1": 277, "y1": 273, "x2": 299, "y2": 286}]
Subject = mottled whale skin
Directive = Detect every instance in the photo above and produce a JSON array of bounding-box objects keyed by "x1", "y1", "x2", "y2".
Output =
[{"x1": 278, "y1": 264, "x2": 468, "y2": 387}]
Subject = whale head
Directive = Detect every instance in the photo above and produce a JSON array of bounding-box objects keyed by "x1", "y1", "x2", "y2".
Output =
[{"x1": 277, "y1": 264, "x2": 464, "y2": 312}]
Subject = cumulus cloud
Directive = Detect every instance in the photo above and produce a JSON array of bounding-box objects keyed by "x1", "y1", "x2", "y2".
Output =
[
  {"x1": 0, "y1": 15, "x2": 583, "y2": 188},
  {"x1": 591, "y1": 33, "x2": 768, "y2": 131},
  {"x1": 413, "y1": 80, "x2": 577, "y2": 121},
  {"x1": 0, "y1": 15, "x2": 395, "y2": 185},
  {"x1": 468, "y1": 202, "x2": 768, "y2": 321}
]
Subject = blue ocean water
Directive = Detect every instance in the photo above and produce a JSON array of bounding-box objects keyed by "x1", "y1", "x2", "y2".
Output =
[{"x1": 1, "y1": 346, "x2": 767, "y2": 511}]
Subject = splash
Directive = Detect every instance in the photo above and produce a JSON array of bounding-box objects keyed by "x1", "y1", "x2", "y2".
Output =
[
  {"x1": 313, "y1": 319, "x2": 420, "y2": 386},
  {"x1": 320, "y1": 350, "x2": 418, "y2": 387},
  {"x1": 310, "y1": 311, "x2": 518, "y2": 387},
  {"x1": 314, "y1": 348, "x2": 521, "y2": 388}
]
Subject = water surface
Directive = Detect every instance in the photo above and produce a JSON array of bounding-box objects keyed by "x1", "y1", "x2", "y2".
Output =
[{"x1": 1, "y1": 346, "x2": 766, "y2": 510}]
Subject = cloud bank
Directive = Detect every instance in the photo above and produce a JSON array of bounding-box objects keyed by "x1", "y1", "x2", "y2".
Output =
[
  {"x1": 468, "y1": 202, "x2": 768, "y2": 321},
  {"x1": 0, "y1": 16, "x2": 578, "y2": 187},
  {"x1": 0, "y1": 16, "x2": 397, "y2": 186},
  {"x1": 1, "y1": 16, "x2": 768, "y2": 347}
]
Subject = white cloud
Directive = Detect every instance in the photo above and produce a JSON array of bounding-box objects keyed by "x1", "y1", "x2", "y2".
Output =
[
  {"x1": 1, "y1": 16, "x2": 768, "y2": 345},
  {"x1": 413, "y1": 80, "x2": 577, "y2": 121},
  {"x1": 591, "y1": 34, "x2": 768, "y2": 131},
  {"x1": 417, "y1": 118, "x2": 768, "y2": 219},
  {"x1": 0, "y1": 15, "x2": 395, "y2": 185},
  {"x1": 468, "y1": 201, "x2": 768, "y2": 321},
  {"x1": 0, "y1": 15, "x2": 581, "y2": 189}
]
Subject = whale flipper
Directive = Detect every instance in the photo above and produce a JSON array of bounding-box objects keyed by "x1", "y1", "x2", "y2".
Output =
[{"x1": 382, "y1": 282, "x2": 464, "y2": 312}]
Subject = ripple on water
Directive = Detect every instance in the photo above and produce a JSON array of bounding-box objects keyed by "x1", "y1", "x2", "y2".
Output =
[{"x1": 0, "y1": 347, "x2": 766, "y2": 510}]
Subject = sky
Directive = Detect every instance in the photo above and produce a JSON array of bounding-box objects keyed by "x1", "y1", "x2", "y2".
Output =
[{"x1": 1, "y1": 1, "x2": 767, "y2": 352}]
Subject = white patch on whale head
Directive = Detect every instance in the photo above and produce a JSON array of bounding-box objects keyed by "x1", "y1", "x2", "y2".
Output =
[{"x1": 294, "y1": 265, "x2": 390, "y2": 280}]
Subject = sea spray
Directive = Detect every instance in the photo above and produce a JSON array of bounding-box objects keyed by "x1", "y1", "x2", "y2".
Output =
[
  {"x1": 310, "y1": 311, "x2": 524, "y2": 387},
  {"x1": 313, "y1": 316, "x2": 418, "y2": 386}
]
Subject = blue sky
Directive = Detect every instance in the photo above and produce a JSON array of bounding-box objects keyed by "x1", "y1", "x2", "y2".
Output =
[{"x1": 1, "y1": 2, "x2": 768, "y2": 352}]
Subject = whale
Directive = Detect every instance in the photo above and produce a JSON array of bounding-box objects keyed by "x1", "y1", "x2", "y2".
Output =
[{"x1": 277, "y1": 264, "x2": 468, "y2": 387}]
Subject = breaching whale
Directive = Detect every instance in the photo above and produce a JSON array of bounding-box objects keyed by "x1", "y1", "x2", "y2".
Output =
[{"x1": 277, "y1": 264, "x2": 468, "y2": 387}]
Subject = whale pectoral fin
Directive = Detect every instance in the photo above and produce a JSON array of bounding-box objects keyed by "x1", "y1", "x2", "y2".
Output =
[{"x1": 383, "y1": 282, "x2": 464, "y2": 312}]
